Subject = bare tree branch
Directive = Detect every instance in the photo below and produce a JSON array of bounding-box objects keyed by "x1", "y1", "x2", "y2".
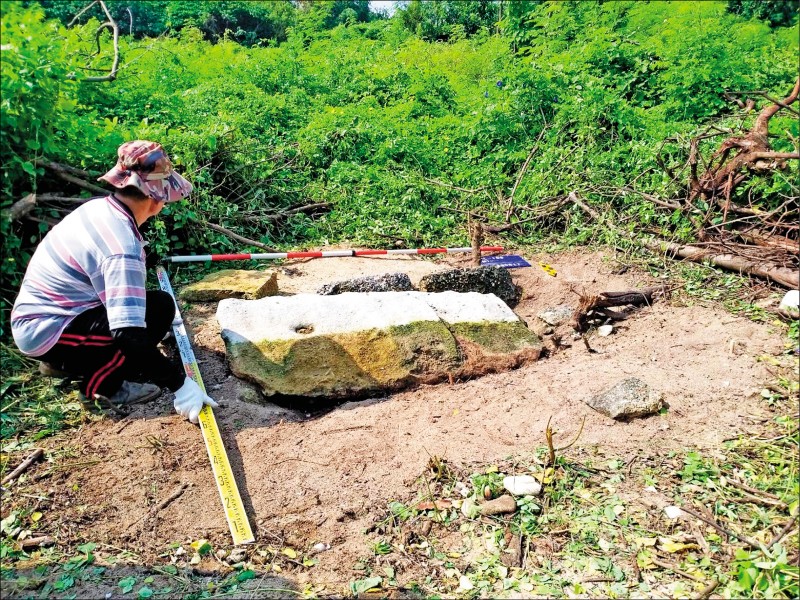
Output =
[
  {"x1": 38, "y1": 162, "x2": 108, "y2": 195},
  {"x1": 68, "y1": 1, "x2": 120, "y2": 82},
  {"x1": 67, "y1": 0, "x2": 99, "y2": 27},
  {"x1": 505, "y1": 125, "x2": 549, "y2": 221},
  {"x1": 203, "y1": 222, "x2": 278, "y2": 252},
  {"x1": 1, "y1": 194, "x2": 37, "y2": 221}
]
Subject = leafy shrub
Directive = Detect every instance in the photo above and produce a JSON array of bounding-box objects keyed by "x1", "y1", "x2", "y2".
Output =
[{"x1": 1, "y1": 0, "x2": 797, "y2": 332}]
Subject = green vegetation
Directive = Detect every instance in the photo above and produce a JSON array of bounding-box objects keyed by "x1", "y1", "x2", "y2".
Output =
[{"x1": 2, "y1": 0, "x2": 797, "y2": 322}]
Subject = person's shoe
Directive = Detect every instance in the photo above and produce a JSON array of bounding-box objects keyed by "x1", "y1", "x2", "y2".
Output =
[
  {"x1": 80, "y1": 381, "x2": 162, "y2": 413},
  {"x1": 98, "y1": 381, "x2": 162, "y2": 406},
  {"x1": 38, "y1": 362, "x2": 73, "y2": 378}
]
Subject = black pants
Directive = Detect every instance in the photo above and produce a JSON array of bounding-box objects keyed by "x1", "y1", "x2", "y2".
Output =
[{"x1": 39, "y1": 290, "x2": 174, "y2": 398}]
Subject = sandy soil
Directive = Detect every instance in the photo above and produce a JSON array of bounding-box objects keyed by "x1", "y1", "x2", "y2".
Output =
[{"x1": 16, "y1": 249, "x2": 787, "y2": 591}]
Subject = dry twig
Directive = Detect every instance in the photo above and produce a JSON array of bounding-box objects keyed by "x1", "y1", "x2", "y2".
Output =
[
  {"x1": 766, "y1": 512, "x2": 799, "y2": 551},
  {"x1": 2, "y1": 449, "x2": 44, "y2": 485}
]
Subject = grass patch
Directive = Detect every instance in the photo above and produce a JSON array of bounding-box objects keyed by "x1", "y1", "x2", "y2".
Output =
[
  {"x1": 360, "y1": 404, "x2": 797, "y2": 598},
  {"x1": 0, "y1": 343, "x2": 84, "y2": 453}
]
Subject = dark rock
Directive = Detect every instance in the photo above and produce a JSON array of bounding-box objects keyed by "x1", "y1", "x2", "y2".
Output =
[
  {"x1": 418, "y1": 267, "x2": 522, "y2": 307},
  {"x1": 317, "y1": 272, "x2": 414, "y2": 295}
]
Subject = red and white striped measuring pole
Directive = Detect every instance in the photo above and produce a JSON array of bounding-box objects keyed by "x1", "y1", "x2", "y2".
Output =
[{"x1": 166, "y1": 246, "x2": 504, "y2": 263}]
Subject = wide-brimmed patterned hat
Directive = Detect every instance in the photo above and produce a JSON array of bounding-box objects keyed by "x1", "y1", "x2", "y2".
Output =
[{"x1": 99, "y1": 140, "x2": 193, "y2": 202}]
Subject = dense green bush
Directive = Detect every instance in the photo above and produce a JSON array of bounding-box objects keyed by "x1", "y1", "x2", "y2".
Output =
[
  {"x1": 727, "y1": 0, "x2": 799, "y2": 27},
  {"x1": 1, "y1": 0, "x2": 797, "y2": 335},
  {"x1": 398, "y1": 0, "x2": 499, "y2": 40},
  {"x1": 35, "y1": 0, "x2": 298, "y2": 45}
]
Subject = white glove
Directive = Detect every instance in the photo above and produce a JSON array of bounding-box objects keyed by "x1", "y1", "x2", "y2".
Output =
[{"x1": 174, "y1": 377, "x2": 219, "y2": 424}]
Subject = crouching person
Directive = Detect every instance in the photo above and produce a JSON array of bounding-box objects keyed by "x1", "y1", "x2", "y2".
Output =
[{"x1": 11, "y1": 141, "x2": 217, "y2": 423}]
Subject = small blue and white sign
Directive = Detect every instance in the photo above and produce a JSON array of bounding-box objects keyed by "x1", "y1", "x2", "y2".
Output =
[{"x1": 481, "y1": 255, "x2": 532, "y2": 269}]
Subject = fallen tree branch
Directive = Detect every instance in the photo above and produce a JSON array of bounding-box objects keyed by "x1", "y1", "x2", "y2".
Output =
[
  {"x1": 36, "y1": 194, "x2": 93, "y2": 204},
  {"x1": 265, "y1": 202, "x2": 330, "y2": 221},
  {"x1": 569, "y1": 191, "x2": 601, "y2": 220},
  {"x1": 766, "y1": 511, "x2": 799, "y2": 551},
  {"x1": 650, "y1": 556, "x2": 707, "y2": 583},
  {"x1": 24, "y1": 215, "x2": 59, "y2": 227},
  {"x1": 1, "y1": 194, "x2": 37, "y2": 221},
  {"x1": 1, "y1": 193, "x2": 92, "y2": 223},
  {"x1": 240, "y1": 202, "x2": 331, "y2": 224},
  {"x1": 727, "y1": 478, "x2": 787, "y2": 503},
  {"x1": 37, "y1": 162, "x2": 108, "y2": 195},
  {"x1": 203, "y1": 221, "x2": 278, "y2": 252},
  {"x1": 570, "y1": 191, "x2": 798, "y2": 289},
  {"x1": 727, "y1": 89, "x2": 800, "y2": 115},
  {"x1": 483, "y1": 214, "x2": 544, "y2": 233},
  {"x1": 34, "y1": 160, "x2": 97, "y2": 180},
  {"x1": 689, "y1": 78, "x2": 800, "y2": 206},
  {"x1": 2, "y1": 449, "x2": 44, "y2": 485},
  {"x1": 678, "y1": 504, "x2": 760, "y2": 549},
  {"x1": 53, "y1": 172, "x2": 109, "y2": 195},
  {"x1": 693, "y1": 579, "x2": 720, "y2": 600},
  {"x1": 736, "y1": 231, "x2": 799, "y2": 254},
  {"x1": 642, "y1": 238, "x2": 799, "y2": 289}
]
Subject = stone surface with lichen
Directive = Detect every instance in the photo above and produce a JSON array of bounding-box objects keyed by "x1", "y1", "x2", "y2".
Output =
[{"x1": 217, "y1": 291, "x2": 541, "y2": 400}]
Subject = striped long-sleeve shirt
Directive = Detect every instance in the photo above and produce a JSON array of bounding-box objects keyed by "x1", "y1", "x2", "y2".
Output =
[{"x1": 11, "y1": 196, "x2": 148, "y2": 356}]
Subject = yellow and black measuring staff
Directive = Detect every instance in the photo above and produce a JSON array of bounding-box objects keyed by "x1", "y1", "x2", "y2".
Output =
[{"x1": 156, "y1": 266, "x2": 254, "y2": 545}]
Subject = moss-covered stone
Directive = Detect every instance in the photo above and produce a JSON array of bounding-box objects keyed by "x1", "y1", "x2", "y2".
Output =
[
  {"x1": 179, "y1": 269, "x2": 278, "y2": 302},
  {"x1": 224, "y1": 320, "x2": 462, "y2": 397},
  {"x1": 390, "y1": 321, "x2": 461, "y2": 374},
  {"x1": 449, "y1": 321, "x2": 541, "y2": 354},
  {"x1": 217, "y1": 291, "x2": 542, "y2": 402},
  {"x1": 228, "y1": 335, "x2": 385, "y2": 397}
]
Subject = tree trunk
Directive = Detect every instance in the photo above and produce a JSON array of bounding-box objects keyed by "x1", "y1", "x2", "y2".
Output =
[{"x1": 642, "y1": 238, "x2": 799, "y2": 289}]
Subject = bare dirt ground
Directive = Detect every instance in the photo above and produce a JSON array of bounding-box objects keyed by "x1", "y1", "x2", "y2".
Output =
[{"x1": 10, "y1": 248, "x2": 788, "y2": 595}]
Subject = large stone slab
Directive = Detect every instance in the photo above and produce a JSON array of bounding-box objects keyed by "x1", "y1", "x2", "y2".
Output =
[
  {"x1": 216, "y1": 291, "x2": 541, "y2": 399},
  {"x1": 179, "y1": 269, "x2": 278, "y2": 302}
]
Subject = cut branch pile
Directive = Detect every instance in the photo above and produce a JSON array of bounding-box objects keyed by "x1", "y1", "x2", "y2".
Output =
[{"x1": 649, "y1": 78, "x2": 800, "y2": 289}]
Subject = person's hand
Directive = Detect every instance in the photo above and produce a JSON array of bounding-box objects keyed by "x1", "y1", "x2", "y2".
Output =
[{"x1": 174, "y1": 377, "x2": 219, "y2": 423}]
